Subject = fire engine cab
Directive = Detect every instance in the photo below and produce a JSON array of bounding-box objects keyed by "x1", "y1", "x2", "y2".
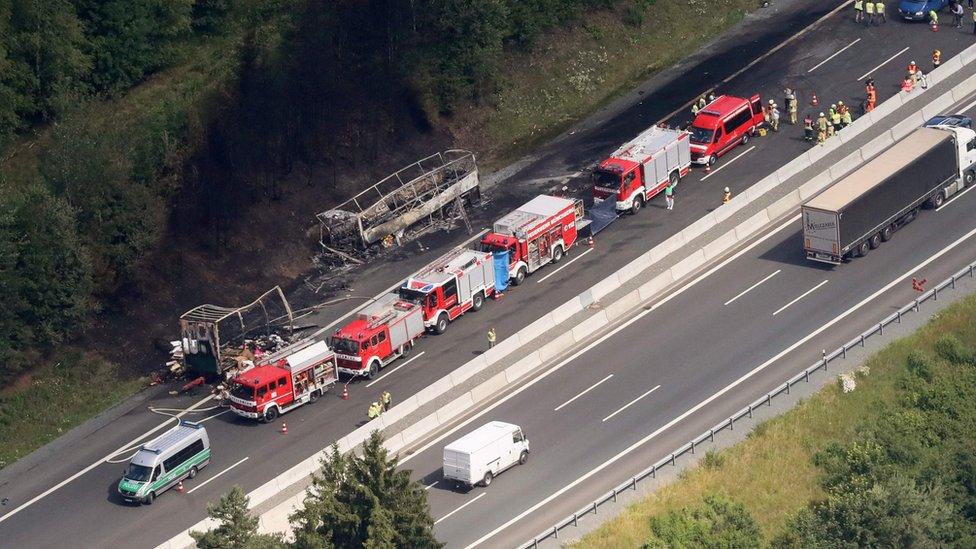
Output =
[
  {"x1": 228, "y1": 340, "x2": 337, "y2": 422},
  {"x1": 592, "y1": 125, "x2": 691, "y2": 215},
  {"x1": 481, "y1": 195, "x2": 585, "y2": 286},
  {"x1": 398, "y1": 248, "x2": 496, "y2": 334},
  {"x1": 331, "y1": 294, "x2": 425, "y2": 378}
]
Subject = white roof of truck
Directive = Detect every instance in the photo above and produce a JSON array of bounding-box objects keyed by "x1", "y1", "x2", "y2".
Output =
[
  {"x1": 284, "y1": 340, "x2": 332, "y2": 371},
  {"x1": 494, "y1": 195, "x2": 572, "y2": 234},
  {"x1": 357, "y1": 293, "x2": 417, "y2": 325},
  {"x1": 610, "y1": 126, "x2": 684, "y2": 163},
  {"x1": 445, "y1": 421, "x2": 519, "y2": 454},
  {"x1": 406, "y1": 248, "x2": 487, "y2": 289},
  {"x1": 806, "y1": 127, "x2": 950, "y2": 211}
]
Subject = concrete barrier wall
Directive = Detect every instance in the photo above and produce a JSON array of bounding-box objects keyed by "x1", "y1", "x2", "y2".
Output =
[{"x1": 159, "y1": 43, "x2": 976, "y2": 549}]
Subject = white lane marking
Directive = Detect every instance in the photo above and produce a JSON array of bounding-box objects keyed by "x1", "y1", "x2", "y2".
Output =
[
  {"x1": 536, "y1": 249, "x2": 594, "y2": 284},
  {"x1": 0, "y1": 394, "x2": 216, "y2": 524},
  {"x1": 462, "y1": 224, "x2": 976, "y2": 549},
  {"x1": 701, "y1": 146, "x2": 755, "y2": 181},
  {"x1": 808, "y1": 38, "x2": 861, "y2": 73},
  {"x1": 197, "y1": 409, "x2": 232, "y2": 424},
  {"x1": 187, "y1": 457, "x2": 250, "y2": 494},
  {"x1": 857, "y1": 46, "x2": 910, "y2": 81},
  {"x1": 425, "y1": 480, "x2": 440, "y2": 491},
  {"x1": 771, "y1": 279, "x2": 829, "y2": 316},
  {"x1": 602, "y1": 385, "x2": 661, "y2": 422},
  {"x1": 313, "y1": 231, "x2": 487, "y2": 338},
  {"x1": 554, "y1": 374, "x2": 614, "y2": 412},
  {"x1": 959, "y1": 96, "x2": 976, "y2": 114},
  {"x1": 724, "y1": 269, "x2": 782, "y2": 306},
  {"x1": 435, "y1": 493, "x2": 486, "y2": 525},
  {"x1": 401, "y1": 214, "x2": 801, "y2": 467},
  {"x1": 937, "y1": 184, "x2": 976, "y2": 211},
  {"x1": 365, "y1": 351, "x2": 427, "y2": 388}
]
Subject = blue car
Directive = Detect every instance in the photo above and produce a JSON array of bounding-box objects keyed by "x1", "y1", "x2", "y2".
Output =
[{"x1": 899, "y1": 0, "x2": 950, "y2": 20}]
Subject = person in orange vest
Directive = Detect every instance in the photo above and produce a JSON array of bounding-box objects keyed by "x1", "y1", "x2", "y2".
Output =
[
  {"x1": 933, "y1": 49, "x2": 941, "y2": 69},
  {"x1": 866, "y1": 87, "x2": 877, "y2": 112},
  {"x1": 907, "y1": 60, "x2": 918, "y2": 85},
  {"x1": 901, "y1": 74, "x2": 914, "y2": 93}
]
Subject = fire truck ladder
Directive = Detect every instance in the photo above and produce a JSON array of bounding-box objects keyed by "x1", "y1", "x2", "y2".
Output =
[{"x1": 367, "y1": 309, "x2": 398, "y2": 329}]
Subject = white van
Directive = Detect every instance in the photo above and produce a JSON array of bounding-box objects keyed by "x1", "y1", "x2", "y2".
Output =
[
  {"x1": 443, "y1": 421, "x2": 529, "y2": 489},
  {"x1": 118, "y1": 421, "x2": 211, "y2": 504}
]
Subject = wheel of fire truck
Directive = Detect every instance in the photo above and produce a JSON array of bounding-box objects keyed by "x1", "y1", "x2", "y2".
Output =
[
  {"x1": 630, "y1": 194, "x2": 644, "y2": 215},
  {"x1": 434, "y1": 313, "x2": 450, "y2": 335},
  {"x1": 402, "y1": 341, "x2": 413, "y2": 357},
  {"x1": 881, "y1": 225, "x2": 894, "y2": 242},
  {"x1": 741, "y1": 132, "x2": 749, "y2": 146},
  {"x1": 264, "y1": 406, "x2": 280, "y2": 422},
  {"x1": 471, "y1": 291, "x2": 485, "y2": 311},
  {"x1": 367, "y1": 360, "x2": 380, "y2": 379},
  {"x1": 188, "y1": 466, "x2": 198, "y2": 479},
  {"x1": 552, "y1": 246, "x2": 564, "y2": 264},
  {"x1": 309, "y1": 390, "x2": 320, "y2": 404},
  {"x1": 707, "y1": 155, "x2": 717, "y2": 166},
  {"x1": 669, "y1": 171, "x2": 679, "y2": 188},
  {"x1": 513, "y1": 267, "x2": 527, "y2": 286}
]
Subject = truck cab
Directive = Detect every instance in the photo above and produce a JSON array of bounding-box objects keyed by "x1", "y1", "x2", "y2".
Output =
[
  {"x1": 593, "y1": 159, "x2": 642, "y2": 213},
  {"x1": 332, "y1": 322, "x2": 391, "y2": 378},
  {"x1": 943, "y1": 126, "x2": 976, "y2": 198},
  {"x1": 229, "y1": 365, "x2": 295, "y2": 421}
]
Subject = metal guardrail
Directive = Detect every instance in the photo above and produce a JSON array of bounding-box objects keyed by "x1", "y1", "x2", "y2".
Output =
[{"x1": 522, "y1": 260, "x2": 976, "y2": 548}]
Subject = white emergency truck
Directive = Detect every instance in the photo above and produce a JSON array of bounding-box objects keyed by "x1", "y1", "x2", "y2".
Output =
[{"x1": 442, "y1": 421, "x2": 529, "y2": 490}]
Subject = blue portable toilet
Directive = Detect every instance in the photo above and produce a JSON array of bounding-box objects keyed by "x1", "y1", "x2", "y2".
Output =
[{"x1": 493, "y1": 251, "x2": 510, "y2": 292}]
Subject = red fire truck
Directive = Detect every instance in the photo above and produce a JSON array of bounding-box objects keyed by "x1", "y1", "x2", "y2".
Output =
[
  {"x1": 331, "y1": 294, "x2": 426, "y2": 378},
  {"x1": 481, "y1": 195, "x2": 585, "y2": 286},
  {"x1": 228, "y1": 340, "x2": 337, "y2": 422},
  {"x1": 592, "y1": 125, "x2": 691, "y2": 215},
  {"x1": 398, "y1": 248, "x2": 496, "y2": 334}
]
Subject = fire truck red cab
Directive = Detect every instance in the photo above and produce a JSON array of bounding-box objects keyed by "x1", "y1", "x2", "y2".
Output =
[
  {"x1": 228, "y1": 340, "x2": 337, "y2": 422},
  {"x1": 592, "y1": 126, "x2": 692, "y2": 214},
  {"x1": 331, "y1": 294, "x2": 425, "y2": 378},
  {"x1": 398, "y1": 249, "x2": 496, "y2": 335},
  {"x1": 481, "y1": 195, "x2": 585, "y2": 286},
  {"x1": 688, "y1": 94, "x2": 763, "y2": 166}
]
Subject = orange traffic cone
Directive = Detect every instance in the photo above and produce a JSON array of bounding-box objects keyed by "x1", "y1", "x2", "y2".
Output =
[
  {"x1": 281, "y1": 422, "x2": 288, "y2": 434},
  {"x1": 704, "y1": 164, "x2": 711, "y2": 173},
  {"x1": 587, "y1": 235, "x2": 594, "y2": 248},
  {"x1": 930, "y1": 20, "x2": 938, "y2": 32},
  {"x1": 340, "y1": 385, "x2": 349, "y2": 400},
  {"x1": 494, "y1": 291, "x2": 504, "y2": 300},
  {"x1": 176, "y1": 480, "x2": 184, "y2": 493},
  {"x1": 810, "y1": 93, "x2": 819, "y2": 107}
]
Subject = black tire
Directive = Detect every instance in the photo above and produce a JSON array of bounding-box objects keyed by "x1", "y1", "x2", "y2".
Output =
[
  {"x1": 188, "y1": 466, "x2": 198, "y2": 479},
  {"x1": 741, "y1": 133, "x2": 749, "y2": 146},
  {"x1": 630, "y1": 194, "x2": 644, "y2": 215},
  {"x1": 481, "y1": 471, "x2": 493, "y2": 487},
  {"x1": 966, "y1": 170, "x2": 975, "y2": 187},
  {"x1": 309, "y1": 390, "x2": 320, "y2": 404},
  {"x1": 881, "y1": 225, "x2": 894, "y2": 242},
  {"x1": 264, "y1": 406, "x2": 279, "y2": 423},
  {"x1": 435, "y1": 313, "x2": 449, "y2": 335},
  {"x1": 669, "y1": 171, "x2": 679, "y2": 189},
  {"x1": 471, "y1": 291, "x2": 484, "y2": 311},
  {"x1": 513, "y1": 267, "x2": 527, "y2": 286},
  {"x1": 519, "y1": 451, "x2": 529, "y2": 465},
  {"x1": 402, "y1": 341, "x2": 412, "y2": 357},
  {"x1": 869, "y1": 233, "x2": 882, "y2": 249},
  {"x1": 144, "y1": 492, "x2": 156, "y2": 505},
  {"x1": 856, "y1": 241, "x2": 870, "y2": 258},
  {"x1": 367, "y1": 360, "x2": 379, "y2": 378},
  {"x1": 552, "y1": 246, "x2": 564, "y2": 264},
  {"x1": 928, "y1": 191, "x2": 945, "y2": 208},
  {"x1": 708, "y1": 155, "x2": 717, "y2": 166}
]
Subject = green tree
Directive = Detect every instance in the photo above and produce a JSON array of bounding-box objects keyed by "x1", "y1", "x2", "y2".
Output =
[
  {"x1": 642, "y1": 494, "x2": 763, "y2": 549},
  {"x1": 191, "y1": 485, "x2": 285, "y2": 549},
  {"x1": 291, "y1": 434, "x2": 441, "y2": 549}
]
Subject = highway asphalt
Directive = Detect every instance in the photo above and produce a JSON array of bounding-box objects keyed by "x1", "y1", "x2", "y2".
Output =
[
  {"x1": 1, "y1": 0, "x2": 973, "y2": 546},
  {"x1": 414, "y1": 157, "x2": 976, "y2": 548}
]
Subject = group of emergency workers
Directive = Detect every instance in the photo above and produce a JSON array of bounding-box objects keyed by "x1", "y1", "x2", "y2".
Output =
[
  {"x1": 853, "y1": 0, "x2": 887, "y2": 25},
  {"x1": 367, "y1": 390, "x2": 392, "y2": 420}
]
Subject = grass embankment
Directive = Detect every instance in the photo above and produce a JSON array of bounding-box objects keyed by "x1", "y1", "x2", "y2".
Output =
[
  {"x1": 576, "y1": 293, "x2": 976, "y2": 547},
  {"x1": 453, "y1": 0, "x2": 761, "y2": 168},
  {"x1": 0, "y1": 352, "x2": 144, "y2": 469}
]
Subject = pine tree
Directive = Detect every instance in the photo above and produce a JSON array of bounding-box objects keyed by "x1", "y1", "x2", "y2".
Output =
[
  {"x1": 191, "y1": 485, "x2": 285, "y2": 549},
  {"x1": 291, "y1": 434, "x2": 442, "y2": 548}
]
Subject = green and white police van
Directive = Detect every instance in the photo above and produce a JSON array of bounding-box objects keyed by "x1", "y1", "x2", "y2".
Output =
[{"x1": 118, "y1": 420, "x2": 211, "y2": 504}]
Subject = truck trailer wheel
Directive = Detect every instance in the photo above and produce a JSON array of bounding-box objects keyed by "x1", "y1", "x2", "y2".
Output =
[
  {"x1": 928, "y1": 191, "x2": 945, "y2": 208},
  {"x1": 552, "y1": 246, "x2": 564, "y2": 264},
  {"x1": 881, "y1": 225, "x2": 894, "y2": 242},
  {"x1": 471, "y1": 291, "x2": 484, "y2": 311},
  {"x1": 869, "y1": 233, "x2": 882, "y2": 249},
  {"x1": 630, "y1": 195, "x2": 644, "y2": 215},
  {"x1": 856, "y1": 241, "x2": 870, "y2": 258},
  {"x1": 481, "y1": 471, "x2": 493, "y2": 487},
  {"x1": 434, "y1": 313, "x2": 449, "y2": 335}
]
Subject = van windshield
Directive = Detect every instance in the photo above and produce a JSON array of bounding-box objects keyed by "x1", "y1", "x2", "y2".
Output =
[
  {"x1": 398, "y1": 287, "x2": 428, "y2": 304},
  {"x1": 331, "y1": 337, "x2": 360, "y2": 354},
  {"x1": 126, "y1": 463, "x2": 153, "y2": 482},
  {"x1": 689, "y1": 126, "x2": 715, "y2": 145}
]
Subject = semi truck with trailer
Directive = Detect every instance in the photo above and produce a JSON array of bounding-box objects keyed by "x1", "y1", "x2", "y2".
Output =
[
  {"x1": 331, "y1": 294, "x2": 425, "y2": 379},
  {"x1": 480, "y1": 195, "x2": 587, "y2": 286},
  {"x1": 592, "y1": 125, "x2": 691, "y2": 215},
  {"x1": 398, "y1": 248, "x2": 496, "y2": 334},
  {"x1": 803, "y1": 126, "x2": 976, "y2": 264}
]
